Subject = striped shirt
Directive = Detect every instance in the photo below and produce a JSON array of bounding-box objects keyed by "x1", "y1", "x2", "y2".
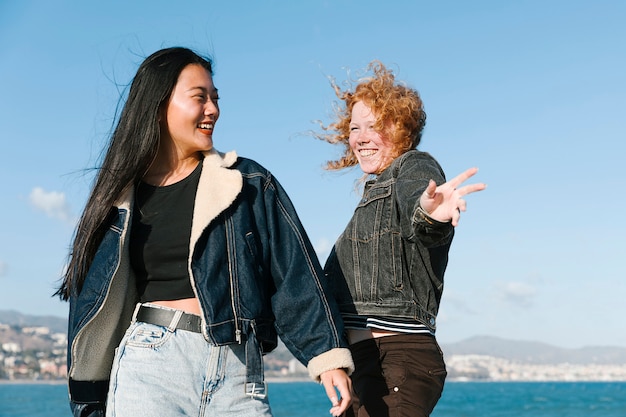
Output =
[{"x1": 342, "y1": 313, "x2": 434, "y2": 335}]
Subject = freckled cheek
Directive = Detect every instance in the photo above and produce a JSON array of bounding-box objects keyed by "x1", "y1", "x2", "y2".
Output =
[{"x1": 348, "y1": 136, "x2": 358, "y2": 151}]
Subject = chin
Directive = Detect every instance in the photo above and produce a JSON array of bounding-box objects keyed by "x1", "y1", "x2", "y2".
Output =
[{"x1": 358, "y1": 162, "x2": 381, "y2": 175}]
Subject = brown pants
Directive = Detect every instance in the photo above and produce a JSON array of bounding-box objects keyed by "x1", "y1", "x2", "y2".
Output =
[{"x1": 345, "y1": 333, "x2": 447, "y2": 417}]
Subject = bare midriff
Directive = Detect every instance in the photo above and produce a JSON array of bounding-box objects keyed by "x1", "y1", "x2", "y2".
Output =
[
  {"x1": 347, "y1": 328, "x2": 400, "y2": 345},
  {"x1": 150, "y1": 297, "x2": 202, "y2": 316}
]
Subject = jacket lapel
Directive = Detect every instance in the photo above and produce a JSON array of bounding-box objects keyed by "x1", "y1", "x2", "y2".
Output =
[{"x1": 191, "y1": 149, "x2": 242, "y2": 247}]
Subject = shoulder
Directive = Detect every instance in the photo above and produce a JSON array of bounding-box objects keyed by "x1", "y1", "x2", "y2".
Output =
[
  {"x1": 234, "y1": 156, "x2": 277, "y2": 186},
  {"x1": 389, "y1": 150, "x2": 445, "y2": 178},
  {"x1": 396, "y1": 149, "x2": 439, "y2": 166},
  {"x1": 233, "y1": 156, "x2": 269, "y2": 174},
  {"x1": 202, "y1": 149, "x2": 270, "y2": 176}
]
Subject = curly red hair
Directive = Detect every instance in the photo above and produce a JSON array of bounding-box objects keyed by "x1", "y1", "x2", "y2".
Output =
[{"x1": 317, "y1": 61, "x2": 426, "y2": 172}]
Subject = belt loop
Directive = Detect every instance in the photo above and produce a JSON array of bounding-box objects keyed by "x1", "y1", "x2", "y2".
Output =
[
  {"x1": 244, "y1": 322, "x2": 267, "y2": 399},
  {"x1": 131, "y1": 303, "x2": 142, "y2": 322},
  {"x1": 167, "y1": 310, "x2": 184, "y2": 333}
]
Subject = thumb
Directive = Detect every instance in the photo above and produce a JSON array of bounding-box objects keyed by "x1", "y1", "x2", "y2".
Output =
[
  {"x1": 425, "y1": 179, "x2": 437, "y2": 197},
  {"x1": 420, "y1": 179, "x2": 437, "y2": 209}
]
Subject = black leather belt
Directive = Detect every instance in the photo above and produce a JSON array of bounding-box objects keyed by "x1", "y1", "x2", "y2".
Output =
[{"x1": 135, "y1": 305, "x2": 202, "y2": 333}]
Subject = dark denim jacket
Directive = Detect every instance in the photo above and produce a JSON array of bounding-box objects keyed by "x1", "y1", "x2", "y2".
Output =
[
  {"x1": 67, "y1": 149, "x2": 352, "y2": 416},
  {"x1": 325, "y1": 150, "x2": 454, "y2": 332}
]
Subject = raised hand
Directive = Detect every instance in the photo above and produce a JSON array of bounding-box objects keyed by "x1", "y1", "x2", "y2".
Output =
[{"x1": 419, "y1": 167, "x2": 486, "y2": 226}]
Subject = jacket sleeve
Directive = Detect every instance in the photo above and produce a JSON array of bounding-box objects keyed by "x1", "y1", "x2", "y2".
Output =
[
  {"x1": 70, "y1": 403, "x2": 105, "y2": 417},
  {"x1": 306, "y1": 347, "x2": 355, "y2": 381},
  {"x1": 395, "y1": 152, "x2": 454, "y2": 248},
  {"x1": 68, "y1": 378, "x2": 108, "y2": 417},
  {"x1": 262, "y1": 174, "x2": 354, "y2": 380}
]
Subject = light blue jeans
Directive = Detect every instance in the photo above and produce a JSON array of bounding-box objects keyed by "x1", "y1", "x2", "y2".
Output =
[{"x1": 105, "y1": 318, "x2": 272, "y2": 416}]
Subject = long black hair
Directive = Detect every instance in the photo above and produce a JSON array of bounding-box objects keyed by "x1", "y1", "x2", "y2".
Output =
[{"x1": 56, "y1": 47, "x2": 214, "y2": 300}]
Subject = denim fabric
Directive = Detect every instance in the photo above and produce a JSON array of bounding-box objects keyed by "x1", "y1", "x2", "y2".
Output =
[
  {"x1": 346, "y1": 334, "x2": 446, "y2": 417},
  {"x1": 67, "y1": 150, "x2": 350, "y2": 409},
  {"x1": 325, "y1": 150, "x2": 454, "y2": 331},
  {"x1": 106, "y1": 320, "x2": 272, "y2": 417}
]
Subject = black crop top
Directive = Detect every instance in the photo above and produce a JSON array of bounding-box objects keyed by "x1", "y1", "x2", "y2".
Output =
[{"x1": 130, "y1": 162, "x2": 202, "y2": 302}]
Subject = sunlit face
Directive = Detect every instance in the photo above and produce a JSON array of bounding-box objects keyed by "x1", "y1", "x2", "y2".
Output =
[
  {"x1": 349, "y1": 101, "x2": 393, "y2": 174},
  {"x1": 161, "y1": 64, "x2": 220, "y2": 158}
]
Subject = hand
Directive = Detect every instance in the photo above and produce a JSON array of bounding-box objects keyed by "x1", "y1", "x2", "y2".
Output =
[
  {"x1": 319, "y1": 368, "x2": 353, "y2": 416},
  {"x1": 419, "y1": 167, "x2": 486, "y2": 226}
]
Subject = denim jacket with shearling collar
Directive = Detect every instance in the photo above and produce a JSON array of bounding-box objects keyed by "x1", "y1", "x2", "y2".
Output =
[
  {"x1": 325, "y1": 150, "x2": 454, "y2": 332},
  {"x1": 66, "y1": 149, "x2": 353, "y2": 413}
]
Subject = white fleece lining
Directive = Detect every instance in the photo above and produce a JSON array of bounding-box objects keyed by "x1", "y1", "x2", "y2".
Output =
[
  {"x1": 307, "y1": 348, "x2": 355, "y2": 382},
  {"x1": 70, "y1": 191, "x2": 138, "y2": 380},
  {"x1": 190, "y1": 149, "x2": 242, "y2": 249}
]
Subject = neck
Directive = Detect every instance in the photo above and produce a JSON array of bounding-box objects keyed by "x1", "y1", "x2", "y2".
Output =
[{"x1": 143, "y1": 152, "x2": 202, "y2": 186}]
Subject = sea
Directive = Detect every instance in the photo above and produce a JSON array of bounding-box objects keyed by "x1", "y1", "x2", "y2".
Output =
[{"x1": 0, "y1": 381, "x2": 625, "y2": 417}]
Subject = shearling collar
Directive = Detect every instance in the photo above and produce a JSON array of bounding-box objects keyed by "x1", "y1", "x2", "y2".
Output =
[{"x1": 191, "y1": 149, "x2": 242, "y2": 246}]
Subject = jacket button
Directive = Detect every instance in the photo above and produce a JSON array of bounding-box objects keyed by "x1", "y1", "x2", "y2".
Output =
[{"x1": 429, "y1": 318, "x2": 435, "y2": 326}]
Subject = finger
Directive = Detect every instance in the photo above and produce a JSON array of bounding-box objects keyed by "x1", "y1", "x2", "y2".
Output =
[
  {"x1": 321, "y1": 379, "x2": 340, "y2": 407},
  {"x1": 451, "y1": 207, "x2": 460, "y2": 227},
  {"x1": 330, "y1": 392, "x2": 352, "y2": 417},
  {"x1": 456, "y1": 181, "x2": 487, "y2": 197},
  {"x1": 458, "y1": 198, "x2": 467, "y2": 212},
  {"x1": 448, "y1": 167, "x2": 479, "y2": 189},
  {"x1": 424, "y1": 178, "x2": 437, "y2": 198},
  {"x1": 330, "y1": 396, "x2": 351, "y2": 417},
  {"x1": 321, "y1": 372, "x2": 352, "y2": 416},
  {"x1": 333, "y1": 380, "x2": 352, "y2": 414}
]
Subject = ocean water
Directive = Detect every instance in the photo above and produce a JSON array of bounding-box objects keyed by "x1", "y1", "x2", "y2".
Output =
[{"x1": 0, "y1": 381, "x2": 625, "y2": 417}]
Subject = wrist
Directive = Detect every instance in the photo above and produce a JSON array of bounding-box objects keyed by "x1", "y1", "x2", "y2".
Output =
[{"x1": 416, "y1": 205, "x2": 449, "y2": 226}]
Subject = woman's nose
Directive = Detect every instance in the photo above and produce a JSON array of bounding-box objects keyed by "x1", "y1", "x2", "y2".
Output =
[
  {"x1": 204, "y1": 101, "x2": 218, "y2": 116},
  {"x1": 356, "y1": 131, "x2": 369, "y2": 145}
]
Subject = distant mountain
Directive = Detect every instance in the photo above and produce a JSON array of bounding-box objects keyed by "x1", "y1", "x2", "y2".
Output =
[
  {"x1": 441, "y1": 335, "x2": 626, "y2": 365},
  {"x1": 0, "y1": 310, "x2": 67, "y2": 334}
]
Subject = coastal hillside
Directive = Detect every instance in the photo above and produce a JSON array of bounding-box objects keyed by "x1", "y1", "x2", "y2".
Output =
[
  {"x1": 443, "y1": 335, "x2": 626, "y2": 365},
  {"x1": 3, "y1": 309, "x2": 626, "y2": 381},
  {"x1": 0, "y1": 310, "x2": 67, "y2": 334},
  {"x1": 2, "y1": 310, "x2": 624, "y2": 365}
]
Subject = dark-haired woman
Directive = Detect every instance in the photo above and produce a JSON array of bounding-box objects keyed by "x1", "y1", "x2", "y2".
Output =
[{"x1": 57, "y1": 47, "x2": 353, "y2": 417}]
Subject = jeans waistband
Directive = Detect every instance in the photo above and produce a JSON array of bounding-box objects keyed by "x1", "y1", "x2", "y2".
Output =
[
  {"x1": 134, "y1": 304, "x2": 202, "y2": 333},
  {"x1": 132, "y1": 303, "x2": 267, "y2": 398}
]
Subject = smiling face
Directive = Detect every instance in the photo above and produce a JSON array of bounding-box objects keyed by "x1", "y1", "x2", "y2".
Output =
[
  {"x1": 161, "y1": 63, "x2": 220, "y2": 159},
  {"x1": 349, "y1": 101, "x2": 394, "y2": 175}
]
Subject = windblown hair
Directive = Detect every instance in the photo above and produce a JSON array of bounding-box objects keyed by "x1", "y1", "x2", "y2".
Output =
[
  {"x1": 317, "y1": 61, "x2": 426, "y2": 173},
  {"x1": 56, "y1": 47, "x2": 214, "y2": 300}
]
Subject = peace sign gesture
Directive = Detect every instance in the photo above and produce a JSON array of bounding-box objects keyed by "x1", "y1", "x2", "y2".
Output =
[{"x1": 419, "y1": 167, "x2": 486, "y2": 226}]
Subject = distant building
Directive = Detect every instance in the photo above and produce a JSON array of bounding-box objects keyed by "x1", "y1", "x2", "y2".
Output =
[{"x1": 2, "y1": 342, "x2": 21, "y2": 353}]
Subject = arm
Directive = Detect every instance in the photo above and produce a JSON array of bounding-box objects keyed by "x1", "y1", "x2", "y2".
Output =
[
  {"x1": 262, "y1": 174, "x2": 354, "y2": 411},
  {"x1": 394, "y1": 153, "x2": 454, "y2": 247}
]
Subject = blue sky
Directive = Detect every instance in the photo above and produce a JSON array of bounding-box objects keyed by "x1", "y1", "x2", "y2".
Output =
[{"x1": 1, "y1": 1, "x2": 624, "y2": 349}]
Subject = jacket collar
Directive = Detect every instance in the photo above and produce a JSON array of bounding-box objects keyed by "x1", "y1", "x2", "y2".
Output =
[{"x1": 191, "y1": 148, "x2": 242, "y2": 245}]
